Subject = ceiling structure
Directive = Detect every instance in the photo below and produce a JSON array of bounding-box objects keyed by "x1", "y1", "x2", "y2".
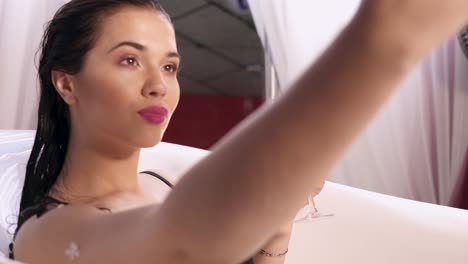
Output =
[{"x1": 158, "y1": 0, "x2": 265, "y2": 97}]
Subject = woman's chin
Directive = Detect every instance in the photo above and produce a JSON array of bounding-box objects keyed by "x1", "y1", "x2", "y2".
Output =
[
  {"x1": 127, "y1": 128, "x2": 166, "y2": 148},
  {"x1": 136, "y1": 135, "x2": 163, "y2": 148},
  {"x1": 141, "y1": 141, "x2": 161, "y2": 148}
]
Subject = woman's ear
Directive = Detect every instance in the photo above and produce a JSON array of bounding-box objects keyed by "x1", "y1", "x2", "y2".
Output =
[{"x1": 51, "y1": 70, "x2": 77, "y2": 105}]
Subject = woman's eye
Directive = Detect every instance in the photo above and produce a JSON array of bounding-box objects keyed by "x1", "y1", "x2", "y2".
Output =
[
  {"x1": 163, "y1": 64, "x2": 178, "y2": 73},
  {"x1": 121, "y1": 57, "x2": 139, "y2": 66}
]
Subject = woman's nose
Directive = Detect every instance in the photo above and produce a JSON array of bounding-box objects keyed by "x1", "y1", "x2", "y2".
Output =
[{"x1": 142, "y1": 73, "x2": 167, "y2": 98}]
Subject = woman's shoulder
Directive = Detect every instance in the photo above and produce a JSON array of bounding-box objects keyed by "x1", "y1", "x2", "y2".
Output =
[
  {"x1": 13, "y1": 204, "x2": 106, "y2": 261},
  {"x1": 13, "y1": 170, "x2": 177, "y2": 262},
  {"x1": 16, "y1": 202, "x2": 108, "y2": 237},
  {"x1": 13, "y1": 202, "x2": 171, "y2": 264}
]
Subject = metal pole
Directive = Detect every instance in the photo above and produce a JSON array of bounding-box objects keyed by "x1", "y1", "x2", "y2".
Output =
[{"x1": 264, "y1": 31, "x2": 281, "y2": 102}]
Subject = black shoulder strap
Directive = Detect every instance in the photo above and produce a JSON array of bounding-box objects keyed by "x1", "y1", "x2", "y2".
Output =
[{"x1": 139, "y1": 171, "x2": 174, "y2": 188}]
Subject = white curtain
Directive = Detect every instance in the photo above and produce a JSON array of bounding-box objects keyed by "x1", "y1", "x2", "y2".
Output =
[
  {"x1": 0, "y1": 0, "x2": 69, "y2": 129},
  {"x1": 249, "y1": 0, "x2": 468, "y2": 205},
  {"x1": 249, "y1": 0, "x2": 360, "y2": 89}
]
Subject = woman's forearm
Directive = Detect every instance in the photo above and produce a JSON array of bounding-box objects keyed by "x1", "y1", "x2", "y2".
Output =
[{"x1": 156, "y1": 1, "x2": 468, "y2": 263}]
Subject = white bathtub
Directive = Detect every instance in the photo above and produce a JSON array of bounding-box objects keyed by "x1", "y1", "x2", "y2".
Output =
[{"x1": 1, "y1": 130, "x2": 468, "y2": 263}]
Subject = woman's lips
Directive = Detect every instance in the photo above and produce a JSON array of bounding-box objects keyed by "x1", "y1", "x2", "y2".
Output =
[{"x1": 138, "y1": 106, "x2": 168, "y2": 124}]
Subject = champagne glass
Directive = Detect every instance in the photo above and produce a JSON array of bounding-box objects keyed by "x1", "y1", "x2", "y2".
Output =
[{"x1": 295, "y1": 181, "x2": 334, "y2": 223}]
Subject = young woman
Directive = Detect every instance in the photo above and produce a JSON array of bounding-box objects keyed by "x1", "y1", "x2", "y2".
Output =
[{"x1": 9, "y1": 0, "x2": 468, "y2": 263}]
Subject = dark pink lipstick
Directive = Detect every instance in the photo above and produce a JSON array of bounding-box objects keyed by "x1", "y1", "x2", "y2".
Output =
[{"x1": 138, "y1": 106, "x2": 168, "y2": 124}]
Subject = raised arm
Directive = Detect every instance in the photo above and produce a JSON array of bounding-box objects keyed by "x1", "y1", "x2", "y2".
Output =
[{"x1": 155, "y1": 1, "x2": 468, "y2": 262}]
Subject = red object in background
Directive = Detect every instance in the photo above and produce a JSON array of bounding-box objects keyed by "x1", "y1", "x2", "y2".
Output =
[
  {"x1": 451, "y1": 150, "x2": 468, "y2": 209},
  {"x1": 460, "y1": 165, "x2": 468, "y2": 209},
  {"x1": 166, "y1": 95, "x2": 468, "y2": 209},
  {"x1": 163, "y1": 95, "x2": 265, "y2": 150}
]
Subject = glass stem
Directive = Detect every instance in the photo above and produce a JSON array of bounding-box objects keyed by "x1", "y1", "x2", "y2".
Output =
[{"x1": 307, "y1": 196, "x2": 318, "y2": 214}]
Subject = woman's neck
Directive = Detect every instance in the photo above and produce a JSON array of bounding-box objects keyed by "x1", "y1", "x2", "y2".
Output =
[{"x1": 50, "y1": 130, "x2": 142, "y2": 203}]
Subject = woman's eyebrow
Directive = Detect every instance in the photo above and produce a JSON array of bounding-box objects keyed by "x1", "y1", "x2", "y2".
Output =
[
  {"x1": 107, "y1": 41, "x2": 146, "y2": 53},
  {"x1": 107, "y1": 41, "x2": 181, "y2": 61}
]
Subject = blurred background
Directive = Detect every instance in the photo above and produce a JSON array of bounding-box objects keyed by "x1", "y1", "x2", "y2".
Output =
[{"x1": 157, "y1": 0, "x2": 265, "y2": 149}]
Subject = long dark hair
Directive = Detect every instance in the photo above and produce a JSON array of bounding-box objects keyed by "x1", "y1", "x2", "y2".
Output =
[{"x1": 13, "y1": 0, "x2": 171, "y2": 242}]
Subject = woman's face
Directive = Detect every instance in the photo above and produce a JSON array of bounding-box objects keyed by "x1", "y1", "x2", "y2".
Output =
[{"x1": 69, "y1": 7, "x2": 180, "y2": 148}]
